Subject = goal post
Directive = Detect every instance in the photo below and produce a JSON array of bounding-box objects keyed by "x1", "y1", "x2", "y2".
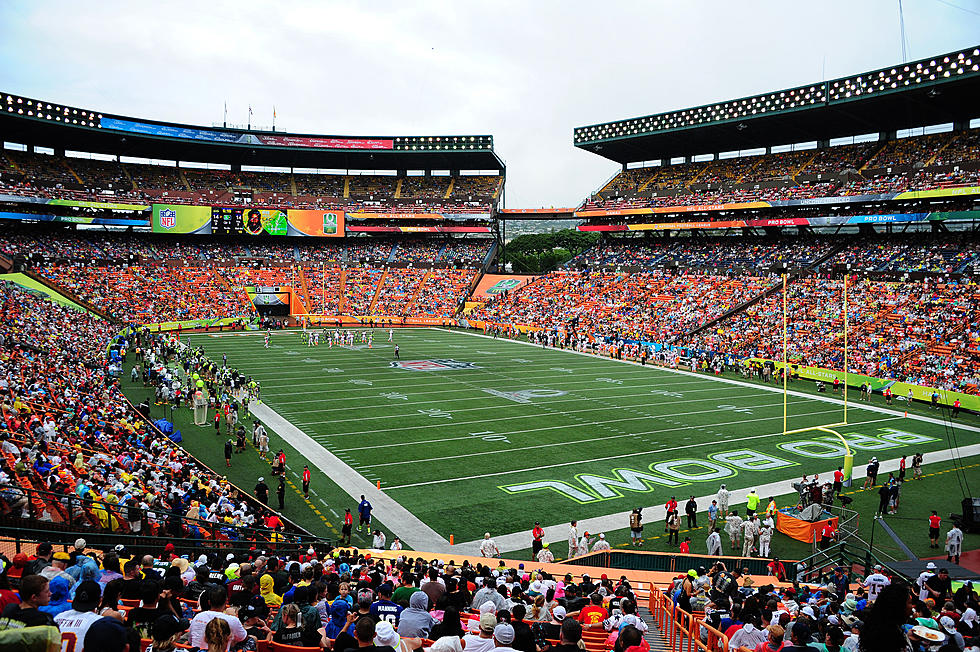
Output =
[{"x1": 781, "y1": 271, "x2": 855, "y2": 486}]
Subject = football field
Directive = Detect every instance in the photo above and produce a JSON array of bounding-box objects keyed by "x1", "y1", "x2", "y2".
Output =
[{"x1": 185, "y1": 327, "x2": 980, "y2": 549}]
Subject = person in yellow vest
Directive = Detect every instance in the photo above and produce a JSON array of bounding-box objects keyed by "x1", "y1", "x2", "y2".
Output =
[
  {"x1": 746, "y1": 489, "x2": 760, "y2": 516},
  {"x1": 765, "y1": 497, "x2": 777, "y2": 520}
]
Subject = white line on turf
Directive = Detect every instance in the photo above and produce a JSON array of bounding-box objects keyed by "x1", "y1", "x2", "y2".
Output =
[
  {"x1": 381, "y1": 412, "x2": 896, "y2": 489},
  {"x1": 454, "y1": 442, "x2": 980, "y2": 556},
  {"x1": 248, "y1": 401, "x2": 451, "y2": 552},
  {"x1": 301, "y1": 392, "x2": 801, "y2": 427},
  {"x1": 272, "y1": 383, "x2": 743, "y2": 411},
  {"x1": 309, "y1": 397, "x2": 817, "y2": 438},
  {"x1": 433, "y1": 328, "x2": 980, "y2": 435},
  {"x1": 335, "y1": 399, "x2": 819, "y2": 454},
  {"x1": 360, "y1": 404, "x2": 840, "y2": 469}
]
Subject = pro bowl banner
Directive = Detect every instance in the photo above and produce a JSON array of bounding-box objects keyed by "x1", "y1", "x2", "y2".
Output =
[{"x1": 472, "y1": 274, "x2": 537, "y2": 299}]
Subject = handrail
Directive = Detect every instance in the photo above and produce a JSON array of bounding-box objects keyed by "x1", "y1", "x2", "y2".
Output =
[{"x1": 649, "y1": 585, "x2": 731, "y2": 652}]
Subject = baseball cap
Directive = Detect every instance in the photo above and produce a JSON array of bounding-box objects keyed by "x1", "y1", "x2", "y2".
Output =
[
  {"x1": 553, "y1": 606, "x2": 567, "y2": 621},
  {"x1": 153, "y1": 615, "x2": 190, "y2": 641},
  {"x1": 494, "y1": 623, "x2": 515, "y2": 645},
  {"x1": 73, "y1": 580, "x2": 101, "y2": 612},
  {"x1": 479, "y1": 613, "x2": 497, "y2": 633},
  {"x1": 940, "y1": 616, "x2": 957, "y2": 634},
  {"x1": 926, "y1": 562, "x2": 937, "y2": 570},
  {"x1": 84, "y1": 617, "x2": 129, "y2": 651}
]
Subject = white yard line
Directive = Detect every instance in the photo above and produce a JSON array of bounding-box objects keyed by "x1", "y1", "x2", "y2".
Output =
[
  {"x1": 273, "y1": 385, "x2": 748, "y2": 413},
  {"x1": 249, "y1": 402, "x2": 452, "y2": 552},
  {"x1": 302, "y1": 394, "x2": 811, "y2": 428},
  {"x1": 434, "y1": 328, "x2": 980, "y2": 435},
  {"x1": 358, "y1": 400, "x2": 822, "y2": 468},
  {"x1": 453, "y1": 443, "x2": 980, "y2": 556},
  {"x1": 382, "y1": 412, "x2": 894, "y2": 490}
]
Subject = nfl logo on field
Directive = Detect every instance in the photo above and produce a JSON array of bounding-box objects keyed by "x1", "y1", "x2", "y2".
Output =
[{"x1": 159, "y1": 209, "x2": 176, "y2": 229}]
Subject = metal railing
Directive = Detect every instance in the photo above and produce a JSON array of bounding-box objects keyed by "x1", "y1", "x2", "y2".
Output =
[
  {"x1": 794, "y1": 541, "x2": 891, "y2": 585},
  {"x1": 649, "y1": 586, "x2": 731, "y2": 652},
  {"x1": 567, "y1": 549, "x2": 798, "y2": 582},
  {"x1": 0, "y1": 483, "x2": 324, "y2": 547}
]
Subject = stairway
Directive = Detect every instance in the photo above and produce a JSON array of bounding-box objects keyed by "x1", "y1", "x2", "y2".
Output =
[{"x1": 636, "y1": 603, "x2": 670, "y2": 652}]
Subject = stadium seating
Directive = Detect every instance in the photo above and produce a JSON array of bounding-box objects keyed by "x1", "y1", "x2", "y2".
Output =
[
  {"x1": 1, "y1": 148, "x2": 502, "y2": 212},
  {"x1": 0, "y1": 280, "x2": 294, "y2": 542},
  {"x1": 583, "y1": 130, "x2": 979, "y2": 211}
]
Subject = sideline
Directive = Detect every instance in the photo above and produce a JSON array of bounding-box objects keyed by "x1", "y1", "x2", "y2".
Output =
[
  {"x1": 249, "y1": 402, "x2": 453, "y2": 553},
  {"x1": 452, "y1": 443, "x2": 980, "y2": 556}
]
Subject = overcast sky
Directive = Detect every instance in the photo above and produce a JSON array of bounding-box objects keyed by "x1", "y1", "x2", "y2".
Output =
[{"x1": 1, "y1": 1, "x2": 978, "y2": 207}]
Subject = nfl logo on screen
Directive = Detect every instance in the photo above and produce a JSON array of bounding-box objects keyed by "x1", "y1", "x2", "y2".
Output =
[{"x1": 159, "y1": 209, "x2": 176, "y2": 229}]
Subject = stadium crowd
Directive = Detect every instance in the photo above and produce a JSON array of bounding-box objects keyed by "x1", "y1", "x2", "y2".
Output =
[
  {"x1": 0, "y1": 281, "x2": 304, "y2": 545},
  {"x1": 582, "y1": 130, "x2": 979, "y2": 212},
  {"x1": 1, "y1": 535, "x2": 977, "y2": 652},
  {"x1": 0, "y1": 150, "x2": 502, "y2": 213}
]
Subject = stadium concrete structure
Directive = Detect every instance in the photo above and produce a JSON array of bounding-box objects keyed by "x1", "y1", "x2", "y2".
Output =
[{"x1": 1, "y1": 45, "x2": 979, "y2": 590}]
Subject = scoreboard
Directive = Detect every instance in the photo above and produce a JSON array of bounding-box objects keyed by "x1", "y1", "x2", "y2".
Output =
[{"x1": 211, "y1": 207, "x2": 288, "y2": 236}]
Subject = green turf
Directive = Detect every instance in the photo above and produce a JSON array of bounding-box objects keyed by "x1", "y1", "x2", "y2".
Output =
[
  {"x1": 174, "y1": 327, "x2": 980, "y2": 546},
  {"x1": 121, "y1": 376, "x2": 398, "y2": 549},
  {"x1": 504, "y1": 457, "x2": 980, "y2": 563}
]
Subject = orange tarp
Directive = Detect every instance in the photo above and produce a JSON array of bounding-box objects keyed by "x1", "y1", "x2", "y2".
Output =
[{"x1": 776, "y1": 509, "x2": 839, "y2": 543}]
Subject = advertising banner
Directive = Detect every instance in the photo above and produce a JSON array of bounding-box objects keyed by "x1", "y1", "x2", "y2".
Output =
[
  {"x1": 153, "y1": 204, "x2": 213, "y2": 234},
  {"x1": 576, "y1": 211, "x2": 980, "y2": 233},
  {"x1": 253, "y1": 134, "x2": 393, "y2": 150},
  {"x1": 152, "y1": 204, "x2": 345, "y2": 237},
  {"x1": 573, "y1": 187, "x2": 980, "y2": 218},
  {"x1": 0, "y1": 194, "x2": 150, "y2": 211},
  {"x1": 287, "y1": 209, "x2": 344, "y2": 237},
  {"x1": 0, "y1": 211, "x2": 148, "y2": 226},
  {"x1": 348, "y1": 226, "x2": 491, "y2": 233},
  {"x1": 101, "y1": 116, "x2": 395, "y2": 150},
  {"x1": 753, "y1": 358, "x2": 980, "y2": 411},
  {"x1": 347, "y1": 212, "x2": 446, "y2": 220},
  {"x1": 472, "y1": 274, "x2": 536, "y2": 299}
]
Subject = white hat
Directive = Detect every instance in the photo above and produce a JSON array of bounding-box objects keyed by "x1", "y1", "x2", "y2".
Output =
[
  {"x1": 802, "y1": 606, "x2": 816, "y2": 618},
  {"x1": 258, "y1": 477, "x2": 264, "y2": 482},
  {"x1": 940, "y1": 616, "x2": 957, "y2": 634},
  {"x1": 926, "y1": 562, "x2": 937, "y2": 570},
  {"x1": 479, "y1": 601, "x2": 496, "y2": 614},
  {"x1": 74, "y1": 538, "x2": 87, "y2": 550},
  {"x1": 374, "y1": 621, "x2": 400, "y2": 648},
  {"x1": 599, "y1": 533, "x2": 605, "y2": 539}
]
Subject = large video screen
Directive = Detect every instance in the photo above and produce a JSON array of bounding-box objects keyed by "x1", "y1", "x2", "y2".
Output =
[{"x1": 152, "y1": 204, "x2": 343, "y2": 237}]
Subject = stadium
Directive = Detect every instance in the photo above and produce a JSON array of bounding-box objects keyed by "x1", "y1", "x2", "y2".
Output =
[{"x1": 0, "y1": 8, "x2": 979, "y2": 652}]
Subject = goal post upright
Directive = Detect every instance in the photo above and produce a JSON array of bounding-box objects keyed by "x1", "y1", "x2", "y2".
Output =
[{"x1": 780, "y1": 269, "x2": 855, "y2": 486}]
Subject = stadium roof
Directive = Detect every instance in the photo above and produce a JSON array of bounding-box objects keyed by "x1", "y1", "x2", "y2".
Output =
[
  {"x1": 574, "y1": 46, "x2": 980, "y2": 164},
  {"x1": 0, "y1": 92, "x2": 504, "y2": 172}
]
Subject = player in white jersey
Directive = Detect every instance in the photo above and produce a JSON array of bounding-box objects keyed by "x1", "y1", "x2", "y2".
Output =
[
  {"x1": 388, "y1": 328, "x2": 393, "y2": 342},
  {"x1": 863, "y1": 565, "x2": 891, "y2": 602},
  {"x1": 54, "y1": 580, "x2": 102, "y2": 652}
]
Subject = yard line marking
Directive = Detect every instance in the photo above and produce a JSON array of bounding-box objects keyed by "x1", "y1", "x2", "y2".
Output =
[
  {"x1": 363, "y1": 406, "x2": 845, "y2": 469},
  {"x1": 334, "y1": 399, "x2": 817, "y2": 452},
  {"x1": 433, "y1": 327, "x2": 980, "y2": 435},
  {"x1": 382, "y1": 414, "x2": 901, "y2": 490},
  {"x1": 271, "y1": 384, "x2": 744, "y2": 411},
  {"x1": 249, "y1": 401, "x2": 450, "y2": 552},
  {"x1": 298, "y1": 390, "x2": 791, "y2": 425},
  {"x1": 309, "y1": 398, "x2": 815, "y2": 436}
]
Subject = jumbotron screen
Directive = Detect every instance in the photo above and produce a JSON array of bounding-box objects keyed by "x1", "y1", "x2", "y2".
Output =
[{"x1": 152, "y1": 204, "x2": 343, "y2": 237}]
